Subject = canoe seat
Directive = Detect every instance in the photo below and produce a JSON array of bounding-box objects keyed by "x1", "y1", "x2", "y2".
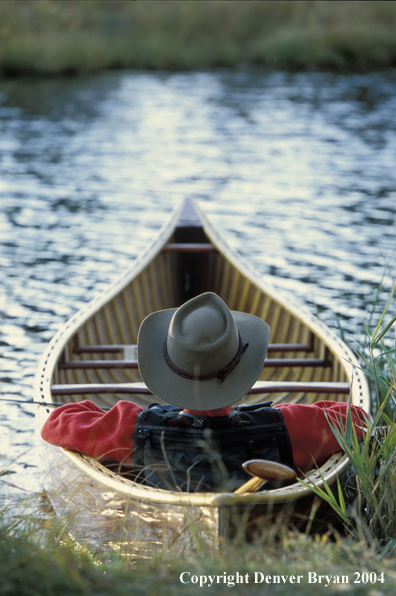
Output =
[{"x1": 51, "y1": 381, "x2": 350, "y2": 396}]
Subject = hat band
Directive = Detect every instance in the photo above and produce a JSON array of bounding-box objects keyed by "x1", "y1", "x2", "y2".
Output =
[{"x1": 163, "y1": 331, "x2": 249, "y2": 384}]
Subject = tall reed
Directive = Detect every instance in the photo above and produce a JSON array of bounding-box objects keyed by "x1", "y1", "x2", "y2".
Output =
[
  {"x1": 1, "y1": 485, "x2": 396, "y2": 595},
  {"x1": 299, "y1": 285, "x2": 396, "y2": 554}
]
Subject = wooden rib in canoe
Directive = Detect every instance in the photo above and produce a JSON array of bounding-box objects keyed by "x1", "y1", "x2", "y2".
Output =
[{"x1": 35, "y1": 198, "x2": 370, "y2": 556}]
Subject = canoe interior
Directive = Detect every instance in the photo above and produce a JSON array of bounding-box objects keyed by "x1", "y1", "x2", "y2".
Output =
[{"x1": 52, "y1": 200, "x2": 365, "y2": 413}]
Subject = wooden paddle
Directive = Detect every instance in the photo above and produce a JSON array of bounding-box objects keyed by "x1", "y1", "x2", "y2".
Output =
[{"x1": 234, "y1": 459, "x2": 297, "y2": 494}]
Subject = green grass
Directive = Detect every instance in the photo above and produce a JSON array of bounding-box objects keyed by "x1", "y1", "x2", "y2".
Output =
[
  {"x1": 299, "y1": 282, "x2": 396, "y2": 552},
  {"x1": 1, "y1": 500, "x2": 396, "y2": 596},
  {"x1": 1, "y1": 1, "x2": 396, "y2": 76}
]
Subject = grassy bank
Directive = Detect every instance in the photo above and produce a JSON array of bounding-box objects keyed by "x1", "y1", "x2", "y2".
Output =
[
  {"x1": 1, "y1": 504, "x2": 396, "y2": 596},
  {"x1": 1, "y1": 1, "x2": 396, "y2": 76}
]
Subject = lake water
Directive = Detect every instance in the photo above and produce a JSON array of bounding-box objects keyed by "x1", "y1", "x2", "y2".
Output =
[{"x1": 0, "y1": 69, "x2": 395, "y2": 505}]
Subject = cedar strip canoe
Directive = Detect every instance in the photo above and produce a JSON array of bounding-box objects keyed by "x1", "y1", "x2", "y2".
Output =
[{"x1": 35, "y1": 199, "x2": 370, "y2": 557}]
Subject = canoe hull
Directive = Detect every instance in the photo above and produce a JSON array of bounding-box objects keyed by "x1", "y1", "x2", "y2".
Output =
[
  {"x1": 38, "y1": 429, "x2": 350, "y2": 555},
  {"x1": 39, "y1": 439, "x2": 220, "y2": 556},
  {"x1": 35, "y1": 198, "x2": 370, "y2": 555}
]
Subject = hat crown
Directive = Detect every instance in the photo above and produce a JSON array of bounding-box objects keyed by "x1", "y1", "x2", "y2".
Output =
[
  {"x1": 137, "y1": 291, "x2": 270, "y2": 410},
  {"x1": 167, "y1": 293, "x2": 239, "y2": 376}
]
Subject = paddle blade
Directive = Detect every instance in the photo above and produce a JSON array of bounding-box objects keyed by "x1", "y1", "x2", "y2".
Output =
[{"x1": 242, "y1": 459, "x2": 296, "y2": 482}]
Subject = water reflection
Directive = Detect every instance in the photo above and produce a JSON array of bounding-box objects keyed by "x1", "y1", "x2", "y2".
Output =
[{"x1": 0, "y1": 68, "x2": 395, "y2": 498}]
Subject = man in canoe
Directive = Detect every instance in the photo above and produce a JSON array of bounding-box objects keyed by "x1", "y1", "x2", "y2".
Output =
[{"x1": 41, "y1": 292, "x2": 369, "y2": 492}]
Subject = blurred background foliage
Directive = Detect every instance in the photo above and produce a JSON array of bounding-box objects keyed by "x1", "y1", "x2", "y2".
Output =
[{"x1": 1, "y1": 1, "x2": 396, "y2": 76}]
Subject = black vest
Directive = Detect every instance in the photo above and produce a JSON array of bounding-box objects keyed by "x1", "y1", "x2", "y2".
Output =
[{"x1": 132, "y1": 402, "x2": 294, "y2": 492}]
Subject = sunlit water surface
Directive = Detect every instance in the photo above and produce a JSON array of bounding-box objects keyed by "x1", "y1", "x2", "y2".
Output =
[{"x1": 0, "y1": 69, "x2": 395, "y2": 506}]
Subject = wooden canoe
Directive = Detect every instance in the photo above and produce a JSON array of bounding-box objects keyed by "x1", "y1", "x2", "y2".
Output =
[{"x1": 35, "y1": 198, "x2": 370, "y2": 556}]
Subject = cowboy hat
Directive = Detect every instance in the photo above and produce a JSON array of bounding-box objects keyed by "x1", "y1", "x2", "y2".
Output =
[{"x1": 137, "y1": 292, "x2": 270, "y2": 410}]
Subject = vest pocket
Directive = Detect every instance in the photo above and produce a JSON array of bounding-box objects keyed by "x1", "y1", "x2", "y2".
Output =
[{"x1": 140, "y1": 426, "x2": 286, "y2": 492}]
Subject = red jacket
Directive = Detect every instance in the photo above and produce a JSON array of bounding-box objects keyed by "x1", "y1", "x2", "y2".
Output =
[{"x1": 41, "y1": 400, "x2": 368, "y2": 474}]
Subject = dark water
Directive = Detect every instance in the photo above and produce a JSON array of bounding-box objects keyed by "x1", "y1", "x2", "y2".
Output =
[{"x1": 0, "y1": 69, "x2": 395, "y2": 502}]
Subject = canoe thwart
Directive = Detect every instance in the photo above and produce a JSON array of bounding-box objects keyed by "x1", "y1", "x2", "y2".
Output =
[
  {"x1": 51, "y1": 380, "x2": 350, "y2": 396},
  {"x1": 60, "y1": 357, "x2": 330, "y2": 370},
  {"x1": 59, "y1": 360, "x2": 139, "y2": 370},
  {"x1": 248, "y1": 381, "x2": 350, "y2": 394},
  {"x1": 162, "y1": 243, "x2": 217, "y2": 253},
  {"x1": 72, "y1": 339, "x2": 315, "y2": 355},
  {"x1": 264, "y1": 357, "x2": 331, "y2": 368},
  {"x1": 67, "y1": 334, "x2": 323, "y2": 370},
  {"x1": 51, "y1": 383, "x2": 152, "y2": 396}
]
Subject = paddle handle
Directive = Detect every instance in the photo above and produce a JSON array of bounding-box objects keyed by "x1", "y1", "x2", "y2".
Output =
[{"x1": 234, "y1": 476, "x2": 267, "y2": 494}]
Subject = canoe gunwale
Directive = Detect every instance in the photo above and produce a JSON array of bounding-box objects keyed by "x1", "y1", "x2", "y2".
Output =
[{"x1": 47, "y1": 441, "x2": 346, "y2": 508}]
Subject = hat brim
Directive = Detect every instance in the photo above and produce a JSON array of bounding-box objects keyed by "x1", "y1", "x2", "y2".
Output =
[{"x1": 137, "y1": 308, "x2": 270, "y2": 410}]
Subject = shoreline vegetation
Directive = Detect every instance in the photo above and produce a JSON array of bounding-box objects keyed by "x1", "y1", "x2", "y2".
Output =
[
  {"x1": 1, "y1": 511, "x2": 396, "y2": 596},
  {"x1": 1, "y1": 1, "x2": 396, "y2": 77}
]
